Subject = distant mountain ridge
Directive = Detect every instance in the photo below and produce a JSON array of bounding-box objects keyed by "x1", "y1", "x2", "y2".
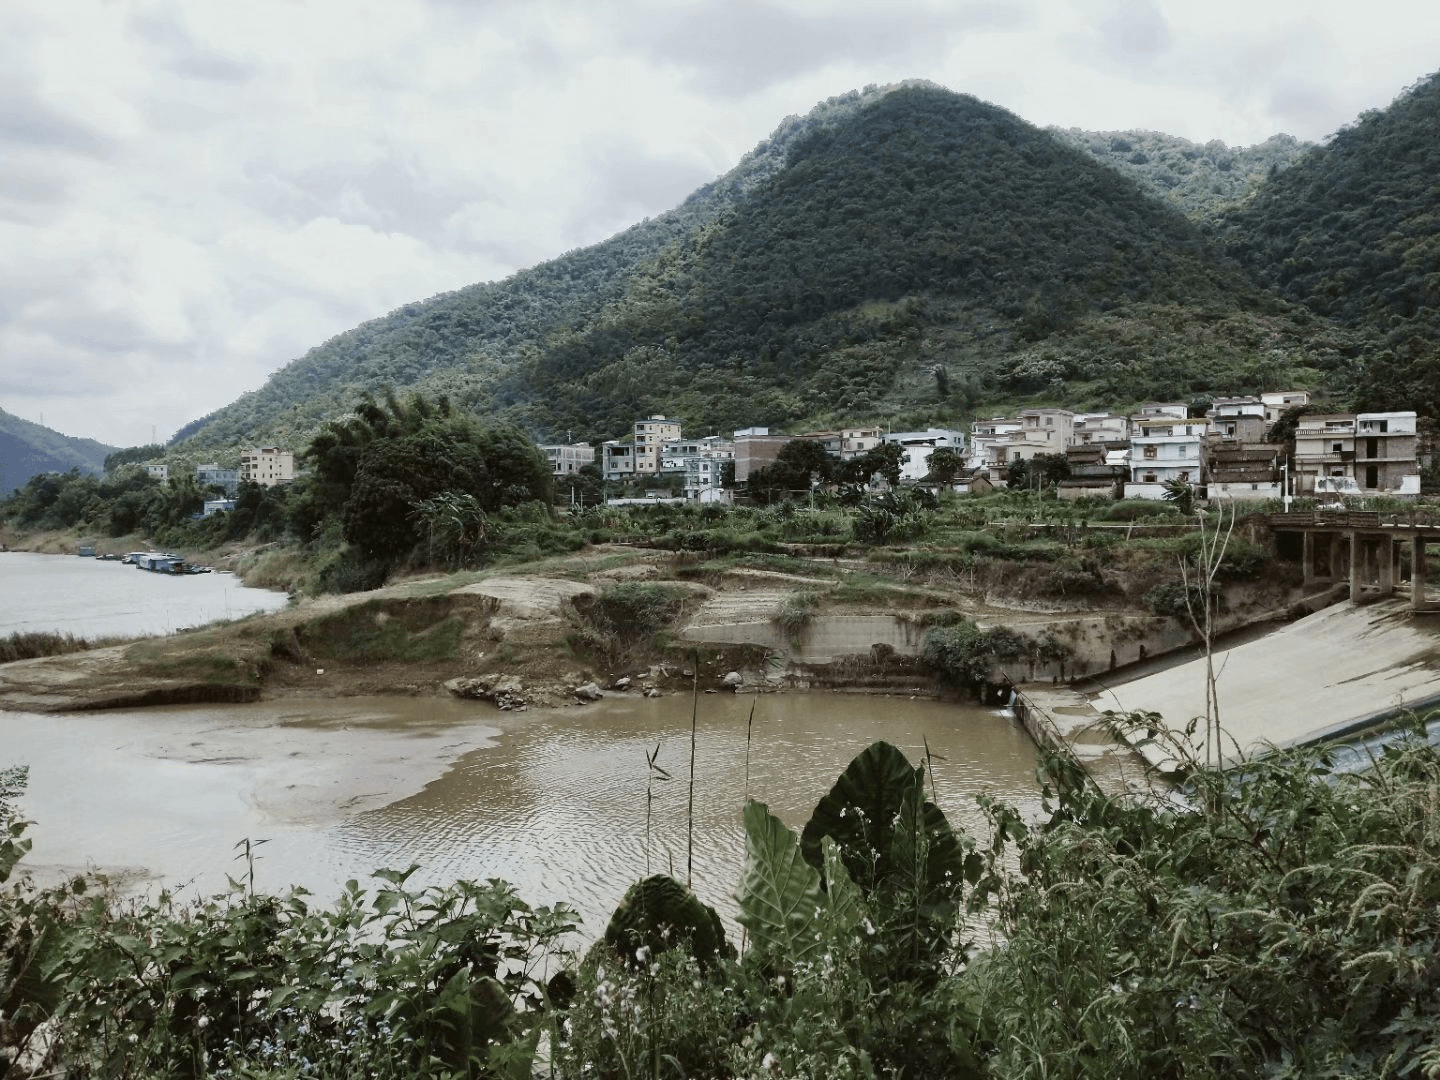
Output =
[
  {"x1": 0, "y1": 407, "x2": 115, "y2": 495},
  {"x1": 170, "y1": 72, "x2": 1439, "y2": 453}
]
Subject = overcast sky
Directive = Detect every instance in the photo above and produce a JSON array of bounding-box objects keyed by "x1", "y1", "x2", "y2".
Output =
[{"x1": 4, "y1": 0, "x2": 1436, "y2": 449}]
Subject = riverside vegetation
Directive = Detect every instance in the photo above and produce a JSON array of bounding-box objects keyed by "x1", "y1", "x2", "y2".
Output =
[{"x1": 6, "y1": 724, "x2": 1440, "y2": 1078}]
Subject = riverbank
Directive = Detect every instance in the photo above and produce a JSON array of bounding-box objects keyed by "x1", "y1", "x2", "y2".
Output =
[
  {"x1": 0, "y1": 539, "x2": 1316, "y2": 716},
  {"x1": 1026, "y1": 598, "x2": 1440, "y2": 770}
]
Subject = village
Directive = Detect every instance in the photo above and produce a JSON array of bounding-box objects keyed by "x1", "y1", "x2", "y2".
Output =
[
  {"x1": 153, "y1": 392, "x2": 1429, "y2": 514},
  {"x1": 540, "y1": 390, "x2": 1426, "y2": 505}
]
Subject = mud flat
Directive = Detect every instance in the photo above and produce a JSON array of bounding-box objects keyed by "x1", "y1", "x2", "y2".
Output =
[{"x1": 1033, "y1": 598, "x2": 1440, "y2": 771}]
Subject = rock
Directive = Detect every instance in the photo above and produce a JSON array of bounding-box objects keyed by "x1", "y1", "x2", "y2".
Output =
[
  {"x1": 444, "y1": 674, "x2": 529, "y2": 711},
  {"x1": 721, "y1": 671, "x2": 743, "y2": 689},
  {"x1": 644, "y1": 688, "x2": 661, "y2": 698},
  {"x1": 574, "y1": 682, "x2": 604, "y2": 702},
  {"x1": 612, "y1": 676, "x2": 632, "y2": 690}
]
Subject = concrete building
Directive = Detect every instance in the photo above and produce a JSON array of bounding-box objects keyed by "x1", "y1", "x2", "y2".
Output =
[
  {"x1": 839, "y1": 426, "x2": 883, "y2": 460},
  {"x1": 1204, "y1": 438, "x2": 1280, "y2": 502},
  {"x1": 1293, "y1": 414, "x2": 1358, "y2": 496},
  {"x1": 601, "y1": 441, "x2": 636, "y2": 481},
  {"x1": 882, "y1": 428, "x2": 966, "y2": 483},
  {"x1": 195, "y1": 463, "x2": 239, "y2": 497},
  {"x1": 1057, "y1": 444, "x2": 1126, "y2": 500},
  {"x1": 144, "y1": 463, "x2": 169, "y2": 482},
  {"x1": 632, "y1": 415, "x2": 682, "y2": 475},
  {"x1": 967, "y1": 417, "x2": 1022, "y2": 474},
  {"x1": 1206, "y1": 397, "x2": 1268, "y2": 443},
  {"x1": 660, "y1": 435, "x2": 733, "y2": 473},
  {"x1": 1004, "y1": 408, "x2": 1075, "y2": 463},
  {"x1": 732, "y1": 428, "x2": 793, "y2": 483},
  {"x1": 1070, "y1": 413, "x2": 1130, "y2": 445},
  {"x1": 1130, "y1": 402, "x2": 1189, "y2": 431},
  {"x1": 540, "y1": 442, "x2": 595, "y2": 477},
  {"x1": 1355, "y1": 411, "x2": 1421, "y2": 495},
  {"x1": 1261, "y1": 390, "x2": 1311, "y2": 430},
  {"x1": 241, "y1": 447, "x2": 295, "y2": 487},
  {"x1": 1125, "y1": 416, "x2": 1209, "y2": 499}
]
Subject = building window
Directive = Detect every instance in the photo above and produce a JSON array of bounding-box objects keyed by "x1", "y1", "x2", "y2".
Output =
[
  {"x1": 1143, "y1": 445, "x2": 1158, "y2": 459},
  {"x1": 1332, "y1": 442, "x2": 1343, "y2": 453},
  {"x1": 1143, "y1": 473, "x2": 1157, "y2": 483}
]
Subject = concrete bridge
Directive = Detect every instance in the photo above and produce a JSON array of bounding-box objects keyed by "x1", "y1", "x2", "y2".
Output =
[{"x1": 1269, "y1": 511, "x2": 1440, "y2": 612}]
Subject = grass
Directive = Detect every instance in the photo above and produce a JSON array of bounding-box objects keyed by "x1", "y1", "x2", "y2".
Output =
[{"x1": 0, "y1": 631, "x2": 130, "y2": 663}]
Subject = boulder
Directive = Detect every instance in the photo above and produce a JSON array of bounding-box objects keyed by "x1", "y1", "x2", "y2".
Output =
[
  {"x1": 444, "y1": 674, "x2": 529, "y2": 711},
  {"x1": 574, "y1": 682, "x2": 604, "y2": 702}
]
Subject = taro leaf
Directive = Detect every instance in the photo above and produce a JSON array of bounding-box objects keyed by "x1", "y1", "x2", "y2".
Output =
[
  {"x1": 736, "y1": 800, "x2": 828, "y2": 966},
  {"x1": 604, "y1": 874, "x2": 729, "y2": 969},
  {"x1": 819, "y1": 835, "x2": 865, "y2": 939},
  {"x1": 885, "y1": 783, "x2": 969, "y2": 976},
  {"x1": 800, "y1": 740, "x2": 925, "y2": 892}
]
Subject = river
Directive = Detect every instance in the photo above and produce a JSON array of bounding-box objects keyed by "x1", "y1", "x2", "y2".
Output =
[
  {"x1": 0, "y1": 553, "x2": 1044, "y2": 939},
  {"x1": 0, "y1": 550, "x2": 290, "y2": 637}
]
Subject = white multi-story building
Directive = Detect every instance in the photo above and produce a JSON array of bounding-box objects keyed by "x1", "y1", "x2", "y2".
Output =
[
  {"x1": 241, "y1": 447, "x2": 294, "y2": 487},
  {"x1": 1260, "y1": 390, "x2": 1311, "y2": 430},
  {"x1": 967, "y1": 417, "x2": 1022, "y2": 475},
  {"x1": 1070, "y1": 413, "x2": 1130, "y2": 445},
  {"x1": 1125, "y1": 416, "x2": 1209, "y2": 499},
  {"x1": 882, "y1": 428, "x2": 966, "y2": 482},
  {"x1": 839, "y1": 427, "x2": 883, "y2": 460},
  {"x1": 540, "y1": 442, "x2": 595, "y2": 477},
  {"x1": 1003, "y1": 408, "x2": 1075, "y2": 465}
]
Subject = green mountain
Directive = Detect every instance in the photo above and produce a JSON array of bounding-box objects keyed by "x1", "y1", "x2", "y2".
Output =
[
  {"x1": 0, "y1": 407, "x2": 115, "y2": 495},
  {"x1": 1216, "y1": 71, "x2": 1440, "y2": 416},
  {"x1": 1051, "y1": 128, "x2": 1313, "y2": 222},
  {"x1": 177, "y1": 76, "x2": 1436, "y2": 453}
]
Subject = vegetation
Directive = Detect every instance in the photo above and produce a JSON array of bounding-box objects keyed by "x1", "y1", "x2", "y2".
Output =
[
  {"x1": 1051, "y1": 128, "x2": 1313, "y2": 221},
  {"x1": 7, "y1": 725, "x2": 1440, "y2": 1078},
  {"x1": 143, "y1": 74, "x2": 1431, "y2": 461},
  {"x1": 1217, "y1": 71, "x2": 1440, "y2": 415}
]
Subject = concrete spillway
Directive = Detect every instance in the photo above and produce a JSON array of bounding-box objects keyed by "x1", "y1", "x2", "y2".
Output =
[{"x1": 1092, "y1": 598, "x2": 1440, "y2": 770}]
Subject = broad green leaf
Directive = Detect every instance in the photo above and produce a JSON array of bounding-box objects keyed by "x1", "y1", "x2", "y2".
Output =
[{"x1": 737, "y1": 800, "x2": 829, "y2": 965}]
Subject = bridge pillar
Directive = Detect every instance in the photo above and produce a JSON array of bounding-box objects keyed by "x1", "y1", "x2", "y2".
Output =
[
  {"x1": 1302, "y1": 531, "x2": 1315, "y2": 586},
  {"x1": 1378, "y1": 536, "x2": 1394, "y2": 594},
  {"x1": 1415, "y1": 537, "x2": 1429, "y2": 610},
  {"x1": 1349, "y1": 530, "x2": 1363, "y2": 602}
]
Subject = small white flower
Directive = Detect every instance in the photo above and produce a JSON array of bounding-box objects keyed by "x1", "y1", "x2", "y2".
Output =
[{"x1": 762, "y1": 1051, "x2": 780, "y2": 1072}]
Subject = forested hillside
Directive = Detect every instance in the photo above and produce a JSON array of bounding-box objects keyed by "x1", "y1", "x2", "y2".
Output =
[
  {"x1": 1051, "y1": 129, "x2": 1312, "y2": 221},
  {"x1": 1217, "y1": 71, "x2": 1440, "y2": 415},
  {"x1": 173, "y1": 74, "x2": 1437, "y2": 454},
  {"x1": 0, "y1": 407, "x2": 114, "y2": 495}
]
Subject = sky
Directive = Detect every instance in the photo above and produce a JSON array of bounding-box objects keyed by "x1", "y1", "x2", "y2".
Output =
[{"x1": 3, "y1": 0, "x2": 1437, "y2": 450}]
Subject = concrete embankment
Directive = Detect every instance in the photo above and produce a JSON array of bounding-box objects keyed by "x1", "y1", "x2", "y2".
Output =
[{"x1": 1028, "y1": 598, "x2": 1440, "y2": 772}]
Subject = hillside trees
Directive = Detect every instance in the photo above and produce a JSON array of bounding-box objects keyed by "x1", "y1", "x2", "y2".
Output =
[{"x1": 301, "y1": 391, "x2": 552, "y2": 571}]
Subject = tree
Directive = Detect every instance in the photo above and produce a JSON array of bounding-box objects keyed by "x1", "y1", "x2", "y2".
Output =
[
  {"x1": 746, "y1": 438, "x2": 836, "y2": 502},
  {"x1": 341, "y1": 415, "x2": 551, "y2": 563},
  {"x1": 925, "y1": 446, "x2": 965, "y2": 484},
  {"x1": 1006, "y1": 452, "x2": 1069, "y2": 489}
]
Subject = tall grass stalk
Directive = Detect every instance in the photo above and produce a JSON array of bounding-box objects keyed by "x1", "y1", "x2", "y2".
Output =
[
  {"x1": 687, "y1": 652, "x2": 698, "y2": 888},
  {"x1": 644, "y1": 743, "x2": 670, "y2": 878}
]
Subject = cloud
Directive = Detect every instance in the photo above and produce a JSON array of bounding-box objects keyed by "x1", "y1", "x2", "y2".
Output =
[
  {"x1": 620, "y1": 0, "x2": 1014, "y2": 98},
  {"x1": 1, "y1": 0, "x2": 1438, "y2": 446}
]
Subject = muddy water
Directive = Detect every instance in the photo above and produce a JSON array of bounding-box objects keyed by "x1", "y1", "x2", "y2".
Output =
[
  {"x1": 0, "y1": 551, "x2": 290, "y2": 638},
  {"x1": 1, "y1": 692, "x2": 1040, "y2": 939}
]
